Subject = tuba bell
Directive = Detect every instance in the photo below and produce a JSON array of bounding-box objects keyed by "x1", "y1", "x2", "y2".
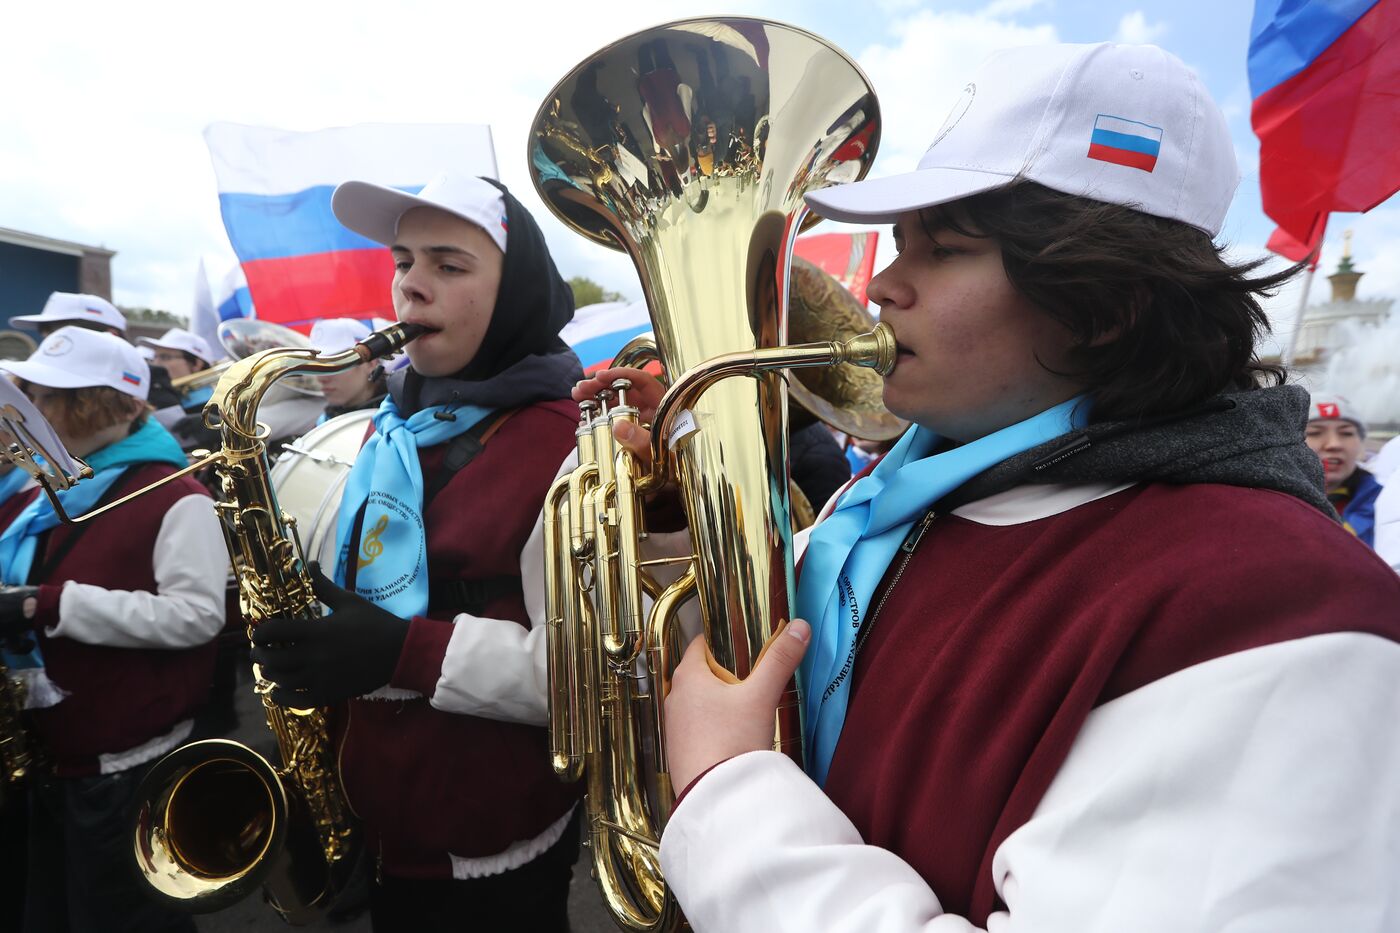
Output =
[{"x1": 531, "y1": 18, "x2": 891, "y2": 930}]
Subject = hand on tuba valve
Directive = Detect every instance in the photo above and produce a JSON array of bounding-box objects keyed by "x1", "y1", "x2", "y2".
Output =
[{"x1": 570, "y1": 368, "x2": 665, "y2": 467}]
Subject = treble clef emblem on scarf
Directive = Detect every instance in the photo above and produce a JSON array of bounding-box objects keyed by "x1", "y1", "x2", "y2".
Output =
[{"x1": 357, "y1": 514, "x2": 390, "y2": 569}]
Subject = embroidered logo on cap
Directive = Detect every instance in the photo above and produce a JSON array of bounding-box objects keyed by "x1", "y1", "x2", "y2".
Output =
[
  {"x1": 928, "y1": 83, "x2": 976, "y2": 153},
  {"x1": 121, "y1": 371, "x2": 142, "y2": 386},
  {"x1": 83, "y1": 307, "x2": 105, "y2": 316},
  {"x1": 1317, "y1": 402, "x2": 1340, "y2": 418},
  {"x1": 43, "y1": 336, "x2": 74, "y2": 356},
  {"x1": 1088, "y1": 115, "x2": 1162, "y2": 172}
]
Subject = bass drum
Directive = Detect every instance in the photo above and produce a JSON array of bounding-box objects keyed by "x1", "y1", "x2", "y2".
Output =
[{"x1": 269, "y1": 409, "x2": 373, "y2": 570}]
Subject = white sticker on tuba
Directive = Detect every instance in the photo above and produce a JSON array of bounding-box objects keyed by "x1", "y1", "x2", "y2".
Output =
[{"x1": 667, "y1": 409, "x2": 700, "y2": 451}]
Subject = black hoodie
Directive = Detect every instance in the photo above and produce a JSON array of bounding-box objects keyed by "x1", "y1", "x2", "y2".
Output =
[{"x1": 393, "y1": 179, "x2": 582, "y2": 415}]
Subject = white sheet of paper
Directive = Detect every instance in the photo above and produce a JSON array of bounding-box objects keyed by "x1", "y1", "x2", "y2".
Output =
[{"x1": 0, "y1": 378, "x2": 83, "y2": 483}]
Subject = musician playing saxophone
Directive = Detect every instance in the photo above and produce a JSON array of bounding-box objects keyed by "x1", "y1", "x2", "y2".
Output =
[
  {"x1": 0, "y1": 327, "x2": 225, "y2": 933},
  {"x1": 252, "y1": 173, "x2": 585, "y2": 932}
]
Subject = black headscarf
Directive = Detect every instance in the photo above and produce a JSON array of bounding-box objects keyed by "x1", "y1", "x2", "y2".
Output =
[
  {"x1": 396, "y1": 178, "x2": 581, "y2": 412},
  {"x1": 454, "y1": 178, "x2": 575, "y2": 381}
]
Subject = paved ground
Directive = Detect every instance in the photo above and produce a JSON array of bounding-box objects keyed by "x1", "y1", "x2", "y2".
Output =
[{"x1": 192, "y1": 644, "x2": 615, "y2": 932}]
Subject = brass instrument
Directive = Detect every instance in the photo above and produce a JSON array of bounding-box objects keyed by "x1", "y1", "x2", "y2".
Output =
[
  {"x1": 113, "y1": 322, "x2": 424, "y2": 922},
  {"x1": 0, "y1": 656, "x2": 36, "y2": 807},
  {"x1": 168, "y1": 361, "x2": 229, "y2": 393},
  {"x1": 169, "y1": 320, "x2": 325, "y2": 398},
  {"x1": 531, "y1": 18, "x2": 889, "y2": 930},
  {"x1": 0, "y1": 386, "x2": 92, "y2": 805}
]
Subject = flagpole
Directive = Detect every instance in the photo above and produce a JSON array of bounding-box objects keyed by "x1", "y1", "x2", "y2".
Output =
[
  {"x1": 1279, "y1": 215, "x2": 1328, "y2": 371},
  {"x1": 1280, "y1": 263, "x2": 1315, "y2": 369}
]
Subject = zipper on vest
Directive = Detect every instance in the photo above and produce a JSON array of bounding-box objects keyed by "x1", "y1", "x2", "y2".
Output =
[{"x1": 854, "y1": 508, "x2": 936, "y2": 658}]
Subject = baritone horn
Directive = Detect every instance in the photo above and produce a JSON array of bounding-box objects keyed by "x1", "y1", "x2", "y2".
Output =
[{"x1": 530, "y1": 18, "x2": 891, "y2": 930}]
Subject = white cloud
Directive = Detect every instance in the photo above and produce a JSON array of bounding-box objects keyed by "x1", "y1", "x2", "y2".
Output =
[
  {"x1": 0, "y1": 0, "x2": 758, "y2": 313},
  {"x1": 983, "y1": 0, "x2": 1051, "y2": 16},
  {"x1": 840, "y1": 6, "x2": 1057, "y2": 280},
  {"x1": 1113, "y1": 10, "x2": 1168, "y2": 45},
  {"x1": 856, "y1": 9, "x2": 1058, "y2": 172}
]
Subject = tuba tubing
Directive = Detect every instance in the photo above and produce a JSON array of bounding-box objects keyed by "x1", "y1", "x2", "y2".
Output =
[{"x1": 533, "y1": 17, "x2": 883, "y2": 931}]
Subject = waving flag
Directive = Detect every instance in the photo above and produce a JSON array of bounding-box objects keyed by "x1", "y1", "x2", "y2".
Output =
[
  {"x1": 1251, "y1": 0, "x2": 1400, "y2": 255},
  {"x1": 562, "y1": 300, "x2": 651, "y2": 374},
  {"x1": 189, "y1": 258, "x2": 222, "y2": 360},
  {"x1": 205, "y1": 123, "x2": 497, "y2": 327},
  {"x1": 216, "y1": 263, "x2": 255, "y2": 323},
  {"x1": 794, "y1": 232, "x2": 879, "y2": 305}
]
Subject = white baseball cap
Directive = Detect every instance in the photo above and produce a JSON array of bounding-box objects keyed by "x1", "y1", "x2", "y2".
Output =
[
  {"x1": 137, "y1": 328, "x2": 217, "y2": 365},
  {"x1": 1309, "y1": 393, "x2": 1367, "y2": 437},
  {"x1": 332, "y1": 173, "x2": 508, "y2": 254},
  {"x1": 11, "y1": 292, "x2": 128, "y2": 334},
  {"x1": 2, "y1": 326, "x2": 151, "y2": 400},
  {"x1": 309, "y1": 317, "x2": 372, "y2": 354},
  {"x1": 807, "y1": 43, "x2": 1239, "y2": 236}
]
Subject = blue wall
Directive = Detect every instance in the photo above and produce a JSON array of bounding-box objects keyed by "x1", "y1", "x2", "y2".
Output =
[{"x1": 0, "y1": 241, "x2": 80, "y2": 327}]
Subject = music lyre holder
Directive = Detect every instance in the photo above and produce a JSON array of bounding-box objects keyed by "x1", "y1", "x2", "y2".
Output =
[{"x1": 0, "y1": 378, "x2": 220, "y2": 526}]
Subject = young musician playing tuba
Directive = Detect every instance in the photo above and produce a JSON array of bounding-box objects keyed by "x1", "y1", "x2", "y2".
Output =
[
  {"x1": 252, "y1": 173, "x2": 585, "y2": 932},
  {"x1": 578, "y1": 42, "x2": 1400, "y2": 932}
]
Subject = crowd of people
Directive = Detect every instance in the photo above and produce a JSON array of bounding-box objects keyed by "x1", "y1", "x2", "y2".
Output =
[{"x1": 0, "y1": 34, "x2": 1396, "y2": 933}]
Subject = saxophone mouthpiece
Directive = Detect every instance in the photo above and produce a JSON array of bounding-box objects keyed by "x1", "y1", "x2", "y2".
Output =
[{"x1": 357, "y1": 322, "x2": 428, "y2": 361}]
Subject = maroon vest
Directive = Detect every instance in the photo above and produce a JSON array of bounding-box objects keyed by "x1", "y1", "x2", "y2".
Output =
[
  {"x1": 333, "y1": 399, "x2": 584, "y2": 878},
  {"x1": 820, "y1": 483, "x2": 1400, "y2": 924},
  {"x1": 6, "y1": 464, "x2": 218, "y2": 776}
]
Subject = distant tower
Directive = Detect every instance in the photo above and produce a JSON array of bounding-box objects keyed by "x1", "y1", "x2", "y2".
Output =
[
  {"x1": 1327, "y1": 230, "x2": 1363, "y2": 302},
  {"x1": 1290, "y1": 230, "x2": 1392, "y2": 374}
]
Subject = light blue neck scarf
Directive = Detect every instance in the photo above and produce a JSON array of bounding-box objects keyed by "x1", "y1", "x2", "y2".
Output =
[
  {"x1": 795, "y1": 397, "x2": 1089, "y2": 786},
  {"x1": 181, "y1": 384, "x2": 213, "y2": 411},
  {"x1": 334, "y1": 396, "x2": 492, "y2": 619},
  {"x1": 0, "y1": 417, "x2": 187, "y2": 707},
  {"x1": 0, "y1": 469, "x2": 33, "y2": 509}
]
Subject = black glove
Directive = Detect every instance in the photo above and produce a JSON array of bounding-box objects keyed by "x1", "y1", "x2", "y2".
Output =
[
  {"x1": 0, "y1": 585, "x2": 39, "y2": 645},
  {"x1": 250, "y1": 564, "x2": 409, "y2": 707}
]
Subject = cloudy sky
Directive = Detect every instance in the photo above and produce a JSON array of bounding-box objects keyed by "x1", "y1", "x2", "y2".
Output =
[{"x1": 2, "y1": 0, "x2": 1395, "y2": 354}]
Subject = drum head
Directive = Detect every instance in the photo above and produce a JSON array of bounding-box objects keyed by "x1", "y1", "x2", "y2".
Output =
[{"x1": 269, "y1": 409, "x2": 373, "y2": 569}]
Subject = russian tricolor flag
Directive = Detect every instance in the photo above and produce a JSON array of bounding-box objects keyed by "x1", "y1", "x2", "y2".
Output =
[
  {"x1": 204, "y1": 123, "x2": 497, "y2": 327},
  {"x1": 561, "y1": 300, "x2": 652, "y2": 374},
  {"x1": 1251, "y1": 0, "x2": 1400, "y2": 253},
  {"x1": 1087, "y1": 115, "x2": 1163, "y2": 173}
]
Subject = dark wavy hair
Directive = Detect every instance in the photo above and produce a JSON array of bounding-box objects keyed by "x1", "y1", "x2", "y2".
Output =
[{"x1": 919, "y1": 182, "x2": 1302, "y2": 422}]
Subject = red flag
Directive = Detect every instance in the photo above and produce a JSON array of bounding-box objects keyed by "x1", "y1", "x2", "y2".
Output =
[
  {"x1": 1266, "y1": 217, "x2": 1326, "y2": 267},
  {"x1": 1250, "y1": 0, "x2": 1400, "y2": 246},
  {"x1": 794, "y1": 232, "x2": 879, "y2": 305}
]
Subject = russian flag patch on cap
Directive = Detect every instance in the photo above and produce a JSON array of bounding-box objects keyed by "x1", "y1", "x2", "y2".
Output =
[
  {"x1": 121, "y1": 371, "x2": 142, "y2": 386},
  {"x1": 1088, "y1": 115, "x2": 1162, "y2": 172}
]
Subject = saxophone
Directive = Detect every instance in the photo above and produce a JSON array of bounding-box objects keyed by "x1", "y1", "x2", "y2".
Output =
[
  {"x1": 0, "y1": 657, "x2": 35, "y2": 807},
  {"x1": 128, "y1": 323, "x2": 424, "y2": 923}
]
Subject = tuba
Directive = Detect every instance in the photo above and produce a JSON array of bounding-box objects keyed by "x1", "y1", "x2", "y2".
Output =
[
  {"x1": 122, "y1": 322, "x2": 423, "y2": 923},
  {"x1": 530, "y1": 18, "x2": 891, "y2": 930}
]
